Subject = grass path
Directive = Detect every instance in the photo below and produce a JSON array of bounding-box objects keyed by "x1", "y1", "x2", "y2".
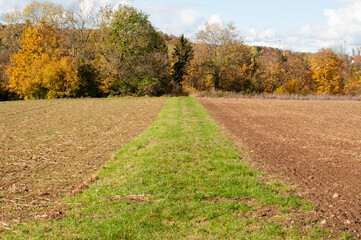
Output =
[{"x1": 4, "y1": 97, "x2": 328, "y2": 239}]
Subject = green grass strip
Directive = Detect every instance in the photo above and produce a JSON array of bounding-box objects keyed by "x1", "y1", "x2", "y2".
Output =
[{"x1": 4, "y1": 97, "x2": 328, "y2": 239}]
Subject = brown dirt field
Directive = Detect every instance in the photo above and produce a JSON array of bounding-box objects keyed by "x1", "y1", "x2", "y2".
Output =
[
  {"x1": 198, "y1": 97, "x2": 361, "y2": 237},
  {"x1": 0, "y1": 98, "x2": 167, "y2": 231}
]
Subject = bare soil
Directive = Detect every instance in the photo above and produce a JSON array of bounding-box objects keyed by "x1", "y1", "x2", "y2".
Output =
[
  {"x1": 0, "y1": 98, "x2": 167, "y2": 231},
  {"x1": 198, "y1": 97, "x2": 361, "y2": 237}
]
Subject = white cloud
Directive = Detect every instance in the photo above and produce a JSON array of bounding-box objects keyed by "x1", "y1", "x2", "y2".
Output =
[
  {"x1": 286, "y1": 36, "x2": 300, "y2": 44},
  {"x1": 245, "y1": 27, "x2": 257, "y2": 41},
  {"x1": 109, "y1": 0, "x2": 132, "y2": 8},
  {"x1": 290, "y1": 2, "x2": 361, "y2": 51},
  {"x1": 180, "y1": 9, "x2": 203, "y2": 26},
  {"x1": 207, "y1": 14, "x2": 223, "y2": 25},
  {"x1": 243, "y1": 27, "x2": 282, "y2": 49},
  {"x1": 259, "y1": 27, "x2": 277, "y2": 40},
  {"x1": 139, "y1": 2, "x2": 204, "y2": 37},
  {"x1": 0, "y1": 0, "x2": 27, "y2": 16},
  {"x1": 298, "y1": 24, "x2": 312, "y2": 37},
  {"x1": 140, "y1": 2, "x2": 173, "y2": 17},
  {"x1": 238, "y1": 1, "x2": 361, "y2": 52}
]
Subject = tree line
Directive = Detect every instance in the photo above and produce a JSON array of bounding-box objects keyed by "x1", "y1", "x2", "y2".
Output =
[
  {"x1": 1, "y1": 1, "x2": 361, "y2": 101},
  {"x1": 185, "y1": 23, "x2": 361, "y2": 96}
]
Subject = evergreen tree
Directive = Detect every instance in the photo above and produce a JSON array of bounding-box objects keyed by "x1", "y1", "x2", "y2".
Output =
[{"x1": 171, "y1": 35, "x2": 194, "y2": 86}]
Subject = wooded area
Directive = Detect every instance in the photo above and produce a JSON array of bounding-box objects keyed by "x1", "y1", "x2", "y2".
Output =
[{"x1": 1, "y1": 1, "x2": 361, "y2": 100}]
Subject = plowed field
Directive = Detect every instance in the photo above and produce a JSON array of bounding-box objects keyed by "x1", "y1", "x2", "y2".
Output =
[
  {"x1": 199, "y1": 98, "x2": 361, "y2": 236},
  {"x1": 0, "y1": 98, "x2": 167, "y2": 231}
]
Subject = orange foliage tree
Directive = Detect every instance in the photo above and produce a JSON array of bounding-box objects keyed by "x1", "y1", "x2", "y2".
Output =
[
  {"x1": 7, "y1": 22, "x2": 79, "y2": 99},
  {"x1": 310, "y1": 49, "x2": 344, "y2": 95}
]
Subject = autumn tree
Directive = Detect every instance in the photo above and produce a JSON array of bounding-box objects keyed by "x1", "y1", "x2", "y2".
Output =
[
  {"x1": 1, "y1": 14, "x2": 26, "y2": 100},
  {"x1": 98, "y1": 4, "x2": 170, "y2": 96},
  {"x1": 183, "y1": 44, "x2": 211, "y2": 92},
  {"x1": 278, "y1": 52, "x2": 315, "y2": 95},
  {"x1": 188, "y1": 21, "x2": 253, "y2": 92},
  {"x1": 62, "y1": 1, "x2": 103, "y2": 97},
  {"x1": 257, "y1": 48, "x2": 284, "y2": 93},
  {"x1": 0, "y1": 23, "x2": 24, "y2": 100},
  {"x1": 343, "y1": 71, "x2": 361, "y2": 95},
  {"x1": 23, "y1": 0, "x2": 66, "y2": 26},
  {"x1": 3, "y1": 10, "x2": 24, "y2": 56},
  {"x1": 0, "y1": 61, "x2": 9, "y2": 100},
  {"x1": 4, "y1": 1, "x2": 104, "y2": 99},
  {"x1": 7, "y1": 23, "x2": 79, "y2": 99},
  {"x1": 197, "y1": 21, "x2": 235, "y2": 91},
  {"x1": 219, "y1": 43, "x2": 254, "y2": 91},
  {"x1": 311, "y1": 48, "x2": 344, "y2": 95},
  {"x1": 343, "y1": 49, "x2": 361, "y2": 95},
  {"x1": 65, "y1": 0, "x2": 97, "y2": 59}
]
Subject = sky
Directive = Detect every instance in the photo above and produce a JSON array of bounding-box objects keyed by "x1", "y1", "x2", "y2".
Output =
[{"x1": 1, "y1": 0, "x2": 361, "y2": 53}]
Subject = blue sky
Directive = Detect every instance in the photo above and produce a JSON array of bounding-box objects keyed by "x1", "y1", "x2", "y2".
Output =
[{"x1": 1, "y1": 0, "x2": 360, "y2": 52}]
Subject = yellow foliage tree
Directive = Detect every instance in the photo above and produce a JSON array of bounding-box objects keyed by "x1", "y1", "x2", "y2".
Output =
[
  {"x1": 310, "y1": 49, "x2": 344, "y2": 95},
  {"x1": 7, "y1": 22, "x2": 78, "y2": 99},
  {"x1": 183, "y1": 49, "x2": 211, "y2": 92},
  {"x1": 344, "y1": 71, "x2": 361, "y2": 95},
  {"x1": 22, "y1": 0, "x2": 65, "y2": 26}
]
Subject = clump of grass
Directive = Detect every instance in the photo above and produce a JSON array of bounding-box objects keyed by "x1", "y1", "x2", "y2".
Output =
[{"x1": 4, "y1": 97, "x2": 331, "y2": 239}]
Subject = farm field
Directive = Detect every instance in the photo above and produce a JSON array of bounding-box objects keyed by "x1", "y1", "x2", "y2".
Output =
[
  {"x1": 198, "y1": 97, "x2": 361, "y2": 236},
  {"x1": 0, "y1": 98, "x2": 167, "y2": 231},
  {"x1": 3, "y1": 97, "x2": 331, "y2": 239}
]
